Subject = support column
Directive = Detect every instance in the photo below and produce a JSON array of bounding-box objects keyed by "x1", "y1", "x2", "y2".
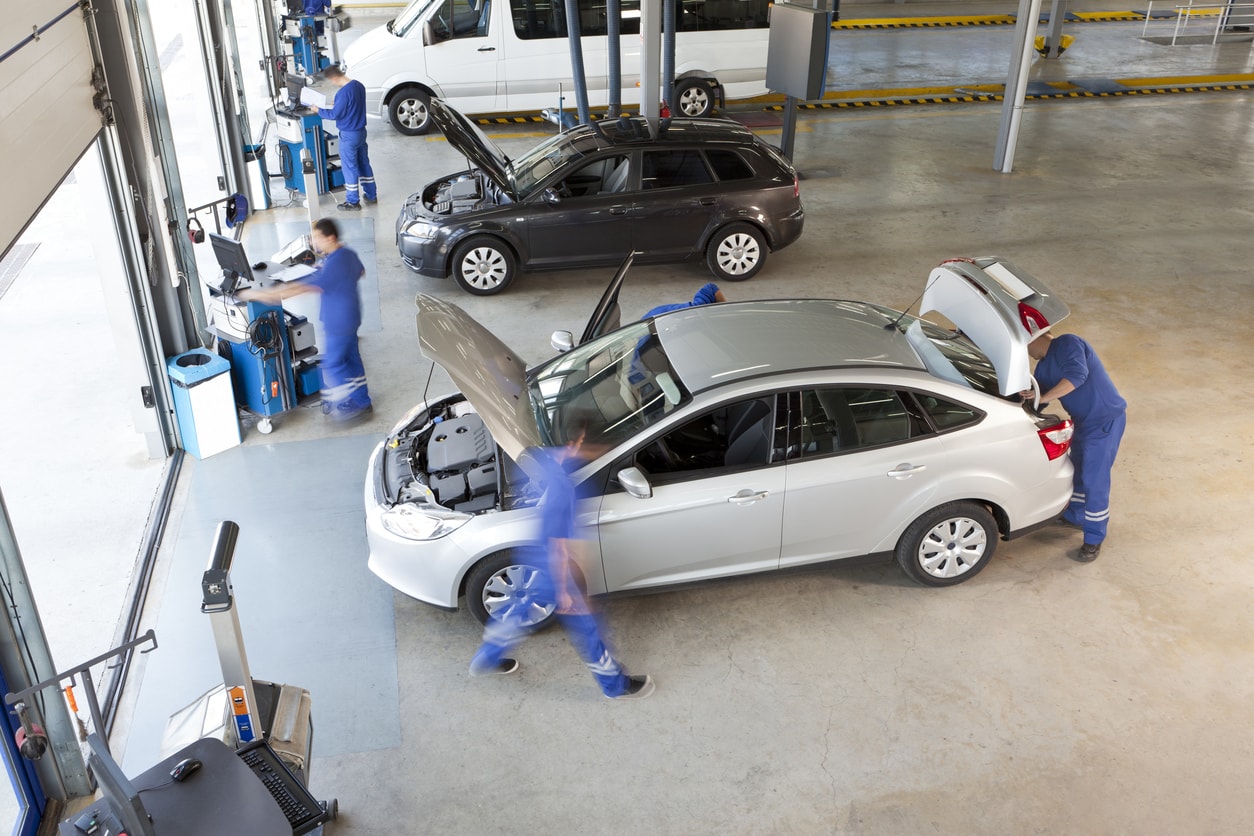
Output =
[{"x1": 993, "y1": 0, "x2": 1045, "y2": 173}]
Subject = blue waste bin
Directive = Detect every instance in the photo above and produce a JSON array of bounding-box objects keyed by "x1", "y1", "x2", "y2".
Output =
[{"x1": 168, "y1": 349, "x2": 241, "y2": 459}]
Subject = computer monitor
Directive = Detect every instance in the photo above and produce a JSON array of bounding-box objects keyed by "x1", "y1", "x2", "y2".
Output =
[
  {"x1": 86, "y1": 733, "x2": 158, "y2": 836},
  {"x1": 209, "y1": 232, "x2": 254, "y2": 291},
  {"x1": 285, "y1": 73, "x2": 305, "y2": 107}
]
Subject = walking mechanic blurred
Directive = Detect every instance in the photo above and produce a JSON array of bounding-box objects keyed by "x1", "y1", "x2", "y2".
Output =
[{"x1": 319, "y1": 66, "x2": 377, "y2": 211}]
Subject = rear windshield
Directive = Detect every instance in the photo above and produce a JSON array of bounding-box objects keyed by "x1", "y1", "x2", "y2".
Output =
[{"x1": 902, "y1": 318, "x2": 1002, "y2": 397}]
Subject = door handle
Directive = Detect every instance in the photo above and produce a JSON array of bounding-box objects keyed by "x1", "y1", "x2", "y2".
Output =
[
  {"x1": 727, "y1": 489, "x2": 769, "y2": 505},
  {"x1": 610, "y1": 206, "x2": 629, "y2": 215},
  {"x1": 886, "y1": 464, "x2": 926, "y2": 478},
  {"x1": 477, "y1": 46, "x2": 496, "y2": 52},
  {"x1": 698, "y1": 197, "x2": 716, "y2": 205}
]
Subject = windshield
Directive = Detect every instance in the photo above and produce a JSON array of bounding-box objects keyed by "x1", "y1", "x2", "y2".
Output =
[
  {"x1": 899, "y1": 314, "x2": 1002, "y2": 397},
  {"x1": 394, "y1": 0, "x2": 434, "y2": 36},
  {"x1": 529, "y1": 321, "x2": 689, "y2": 448},
  {"x1": 511, "y1": 132, "x2": 603, "y2": 197}
]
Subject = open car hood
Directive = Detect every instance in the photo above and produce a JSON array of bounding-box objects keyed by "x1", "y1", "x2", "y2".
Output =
[
  {"x1": 429, "y1": 98, "x2": 516, "y2": 198},
  {"x1": 919, "y1": 256, "x2": 1070, "y2": 396},
  {"x1": 415, "y1": 293, "x2": 542, "y2": 466}
]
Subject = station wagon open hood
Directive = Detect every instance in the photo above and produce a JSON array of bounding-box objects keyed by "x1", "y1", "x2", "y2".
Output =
[
  {"x1": 416, "y1": 293, "x2": 541, "y2": 465},
  {"x1": 429, "y1": 98, "x2": 516, "y2": 198},
  {"x1": 919, "y1": 256, "x2": 1070, "y2": 396}
]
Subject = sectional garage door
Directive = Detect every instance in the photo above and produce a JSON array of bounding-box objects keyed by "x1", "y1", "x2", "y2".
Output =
[{"x1": 0, "y1": 0, "x2": 100, "y2": 256}]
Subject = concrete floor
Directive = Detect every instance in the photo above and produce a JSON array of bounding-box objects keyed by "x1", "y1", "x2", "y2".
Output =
[{"x1": 19, "y1": 2, "x2": 1254, "y2": 832}]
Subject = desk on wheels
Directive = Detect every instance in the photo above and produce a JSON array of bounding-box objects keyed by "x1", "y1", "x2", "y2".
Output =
[{"x1": 59, "y1": 738, "x2": 290, "y2": 836}]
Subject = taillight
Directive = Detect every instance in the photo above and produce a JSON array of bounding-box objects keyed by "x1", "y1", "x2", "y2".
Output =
[
  {"x1": 793, "y1": 175, "x2": 799, "y2": 199},
  {"x1": 1019, "y1": 301, "x2": 1050, "y2": 336},
  {"x1": 1037, "y1": 419, "x2": 1073, "y2": 461}
]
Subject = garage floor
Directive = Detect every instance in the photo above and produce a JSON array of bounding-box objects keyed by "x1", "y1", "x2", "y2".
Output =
[{"x1": 105, "y1": 7, "x2": 1254, "y2": 835}]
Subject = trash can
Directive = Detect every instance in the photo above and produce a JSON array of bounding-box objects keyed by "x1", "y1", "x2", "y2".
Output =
[{"x1": 168, "y1": 349, "x2": 241, "y2": 459}]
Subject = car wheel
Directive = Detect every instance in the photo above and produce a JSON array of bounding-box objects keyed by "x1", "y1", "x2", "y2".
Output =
[
  {"x1": 451, "y1": 236, "x2": 516, "y2": 295},
  {"x1": 465, "y1": 551, "x2": 556, "y2": 629},
  {"x1": 674, "y1": 78, "x2": 714, "y2": 117},
  {"x1": 388, "y1": 87, "x2": 432, "y2": 136},
  {"x1": 706, "y1": 222, "x2": 767, "y2": 282},
  {"x1": 895, "y1": 501, "x2": 999, "y2": 587}
]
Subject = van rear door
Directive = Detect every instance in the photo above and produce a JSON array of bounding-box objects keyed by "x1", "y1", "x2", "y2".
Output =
[{"x1": 918, "y1": 256, "x2": 1069, "y2": 396}]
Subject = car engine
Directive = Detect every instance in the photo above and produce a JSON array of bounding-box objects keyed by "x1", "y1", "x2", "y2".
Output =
[{"x1": 425, "y1": 173, "x2": 511, "y2": 215}]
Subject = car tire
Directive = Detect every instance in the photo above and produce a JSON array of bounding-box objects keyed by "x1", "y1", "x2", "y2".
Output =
[
  {"x1": 388, "y1": 87, "x2": 433, "y2": 136},
  {"x1": 895, "y1": 501, "x2": 999, "y2": 587},
  {"x1": 451, "y1": 236, "x2": 517, "y2": 295},
  {"x1": 706, "y1": 222, "x2": 767, "y2": 282},
  {"x1": 674, "y1": 77, "x2": 715, "y2": 118},
  {"x1": 465, "y1": 551, "x2": 557, "y2": 629}
]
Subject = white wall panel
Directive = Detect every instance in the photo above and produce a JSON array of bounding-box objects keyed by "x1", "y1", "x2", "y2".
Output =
[{"x1": 0, "y1": 1, "x2": 100, "y2": 255}]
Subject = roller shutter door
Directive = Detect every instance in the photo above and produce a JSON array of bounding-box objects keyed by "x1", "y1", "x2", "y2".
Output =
[{"x1": 0, "y1": 1, "x2": 100, "y2": 256}]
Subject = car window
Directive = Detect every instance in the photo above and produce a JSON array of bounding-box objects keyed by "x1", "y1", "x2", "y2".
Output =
[
  {"x1": 529, "y1": 321, "x2": 689, "y2": 449},
  {"x1": 554, "y1": 155, "x2": 631, "y2": 198},
  {"x1": 641, "y1": 149, "x2": 713, "y2": 190},
  {"x1": 631, "y1": 395, "x2": 779, "y2": 482},
  {"x1": 512, "y1": 132, "x2": 602, "y2": 196},
  {"x1": 787, "y1": 388, "x2": 932, "y2": 459},
  {"x1": 430, "y1": 0, "x2": 490, "y2": 39},
  {"x1": 705, "y1": 149, "x2": 754, "y2": 181},
  {"x1": 915, "y1": 393, "x2": 981, "y2": 431}
]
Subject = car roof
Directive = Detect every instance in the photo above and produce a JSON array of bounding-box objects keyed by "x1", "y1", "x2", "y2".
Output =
[
  {"x1": 570, "y1": 116, "x2": 761, "y2": 150},
  {"x1": 653, "y1": 300, "x2": 928, "y2": 393}
]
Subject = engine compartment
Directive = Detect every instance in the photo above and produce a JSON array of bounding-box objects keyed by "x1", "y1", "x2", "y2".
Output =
[
  {"x1": 425, "y1": 173, "x2": 512, "y2": 215},
  {"x1": 381, "y1": 397, "x2": 533, "y2": 514}
]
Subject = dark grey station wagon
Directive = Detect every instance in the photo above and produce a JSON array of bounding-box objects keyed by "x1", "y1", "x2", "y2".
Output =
[{"x1": 395, "y1": 99, "x2": 805, "y2": 295}]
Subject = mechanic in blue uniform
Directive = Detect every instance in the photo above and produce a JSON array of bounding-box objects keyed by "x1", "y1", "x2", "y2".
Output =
[
  {"x1": 1027, "y1": 330, "x2": 1127, "y2": 563},
  {"x1": 470, "y1": 423, "x2": 654, "y2": 700},
  {"x1": 643, "y1": 282, "x2": 725, "y2": 319},
  {"x1": 318, "y1": 66, "x2": 377, "y2": 211},
  {"x1": 240, "y1": 218, "x2": 373, "y2": 424}
]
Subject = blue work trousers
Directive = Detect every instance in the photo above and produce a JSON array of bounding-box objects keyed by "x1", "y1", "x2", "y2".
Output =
[
  {"x1": 472, "y1": 609, "x2": 631, "y2": 697},
  {"x1": 320, "y1": 327, "x2": 371, "y2": 411},
  {"x1": 1062, "y1": 411, "x2": 1126, "y2": 545},
  {"x1": 338, "y1": 129, "x2": 377, "y2": 204}
]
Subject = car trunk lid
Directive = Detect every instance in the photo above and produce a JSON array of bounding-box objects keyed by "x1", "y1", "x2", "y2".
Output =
[{"x1": 918, "y1": 256, "x2": 1070, "y2": 396}]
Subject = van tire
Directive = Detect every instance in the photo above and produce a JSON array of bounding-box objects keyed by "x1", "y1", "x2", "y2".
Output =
[
  {"x1": 674, "y1": 78, "x2": 715, "y2": 118},
  {"x1": 389, "y1": 87, "x2": 433, "y2": 135}
]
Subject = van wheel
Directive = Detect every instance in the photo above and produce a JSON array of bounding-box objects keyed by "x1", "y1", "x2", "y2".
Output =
[
  {"x1": 389, "y1": 87, "x2": 433, "y2": 135},
  {"x1": 706, "y1": 222, "x2": 766, "y2": 281},
  {"x1": 674, "y1": 78, "x2": 714, "y2": 117},
  {"x1": 452, "y1": 236, "x2": 516, "y2": 295}
]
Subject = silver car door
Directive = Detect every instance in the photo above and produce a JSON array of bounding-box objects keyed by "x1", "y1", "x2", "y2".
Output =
[
  {"x1": 778, "y1": 388, "x2": 947, "y2": 567},
  {"x1": 595, "y1": 395, "x2": 785, "y2": 592}
]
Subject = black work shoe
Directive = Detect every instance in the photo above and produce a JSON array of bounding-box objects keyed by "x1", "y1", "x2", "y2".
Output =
[
  {"x1": 363, "y1": 196, "x2": 378, "y2": 204},
  {"x1": 337, "y1": 200, "x2": 361, "y2": 211},
  {"x1": 470, "y1": 658, "x2": 519, "y2": 676},
  {"x1": 1075, "y1": 543, "x2": 1101, "y2": 563},
  {"x1": 609, "y1": 675, "x2": 655, "y2": 700}
]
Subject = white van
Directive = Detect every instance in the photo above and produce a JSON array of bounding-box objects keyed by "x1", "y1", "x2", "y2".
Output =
[{"x1": 343, "y1": 0, "x2": 772, "y2": 135}]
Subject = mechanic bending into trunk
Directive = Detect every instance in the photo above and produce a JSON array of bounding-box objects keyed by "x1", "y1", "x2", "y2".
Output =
[
  {"x1": 1024, "y1": 330, "x2": 1127, "y2": 563},
  {"x1": 239, "y1": 218, "x2": 373, "y2": 425}
]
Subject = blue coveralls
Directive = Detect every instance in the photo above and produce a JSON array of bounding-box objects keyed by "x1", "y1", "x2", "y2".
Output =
[
  {"x1": 318, "y1": 80, "x2": 377, "y2": 206},
  {"x1": 644, "y1": 282, "x2": 721, "y2": 319},
  {"x1": 471, "y1": 449, "x2": 632, "y2": 697},
  {"x1": 1034, "y1": 334, "x2": 1127, "y2": 546},
  {"x1": 303, "y1": 247, "x2": 372, "y2": 415}
]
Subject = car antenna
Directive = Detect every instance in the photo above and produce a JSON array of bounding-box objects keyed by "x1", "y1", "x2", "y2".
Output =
[{"x1": 885, "y1": 273, "x2": 941, "y2": 332}]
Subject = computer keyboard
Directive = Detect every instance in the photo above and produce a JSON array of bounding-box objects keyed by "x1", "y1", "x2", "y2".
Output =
[{"x1": 237, "y1": 739, "x2": 329, "y2": 835}]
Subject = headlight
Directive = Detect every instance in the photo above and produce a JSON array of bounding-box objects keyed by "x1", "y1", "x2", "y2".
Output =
[
  {"x1": 381, "y1": 503, "x2": 472, "y2": 540},
  {"x1": 402, "y1": 220, "x2": 439, "y2": 239}
]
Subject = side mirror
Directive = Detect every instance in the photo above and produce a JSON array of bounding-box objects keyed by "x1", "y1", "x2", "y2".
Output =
[
  {"x1": 617, "y1": 467, "x2": 652, "y2": 500},
  {"x1": 551, "y1": 330, "x2": 574, "y2": 353},
  {"x1": 542, "y1": 188, "x2": 562, "y2": 205}
]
